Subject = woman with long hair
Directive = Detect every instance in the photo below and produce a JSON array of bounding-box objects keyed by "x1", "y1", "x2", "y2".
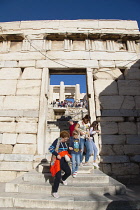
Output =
[{"x1": 75, "y1": 115, "x2": 90, "y2": 165}]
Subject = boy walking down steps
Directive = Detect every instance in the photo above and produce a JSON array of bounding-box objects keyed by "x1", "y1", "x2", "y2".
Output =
[{"x1": 69, "y1": 130, "x2": 81, "y2": 178}]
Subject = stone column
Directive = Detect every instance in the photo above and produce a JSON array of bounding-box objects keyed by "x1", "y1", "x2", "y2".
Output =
[
  {"x1": 86, "y1": 68, "x2": 96, "y2": 123},
  {"x1": 75, "y1": 84, "x2": 80, "y2": 101},
  {"x1": 59, "y1": 81, "x2": 65, "y2": 102},
  {"x1": 48, "y1": 85, "x2": 53, "y2": 104},
  {"x1": 37, "y1": 68, "x2": 49, "y2": 154}
]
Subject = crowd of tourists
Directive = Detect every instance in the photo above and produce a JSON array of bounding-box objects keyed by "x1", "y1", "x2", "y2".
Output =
[
  {"x1": 51, "y1": 100, "x2": 88, "y2": 109},
  {"x1": 49, "y1": 114, "x2": 99, "y2": 198}
]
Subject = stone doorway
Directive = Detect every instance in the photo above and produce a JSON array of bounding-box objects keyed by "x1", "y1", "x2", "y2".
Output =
[{"x1": 37, "y1": 68, "x2": 96, "y2": 155}]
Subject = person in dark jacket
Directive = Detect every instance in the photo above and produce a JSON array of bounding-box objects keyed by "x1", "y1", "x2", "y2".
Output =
[{"x1": 49, "y1": 131, "x2": 71, "y2": 198}]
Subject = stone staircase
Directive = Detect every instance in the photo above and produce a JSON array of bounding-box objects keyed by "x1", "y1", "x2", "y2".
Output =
[{"x1": 0, "y1": 163, "x2": 128, "y2": 210}]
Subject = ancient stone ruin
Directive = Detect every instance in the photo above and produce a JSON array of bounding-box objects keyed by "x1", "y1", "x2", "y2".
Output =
[{"x1": 0, "y1": 19, "x2": 140, "y2": 185}]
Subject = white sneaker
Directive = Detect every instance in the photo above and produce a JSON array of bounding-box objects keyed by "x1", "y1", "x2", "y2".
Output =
[
  {"x1": 93, "y1": 162, "x2": 99, "y2": 168},
  {"x1": 61, "y1": 179, "x2": 67, "y2": 185},
  {"x1": 52, "y1": 192, "x2": 59, "y2": 198},
  {"x1": 73, "y1": 171, "x2": 77, "y2": 178}
]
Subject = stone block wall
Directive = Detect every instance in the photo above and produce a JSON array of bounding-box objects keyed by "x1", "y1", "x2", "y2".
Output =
[
  {"x1": 0, "y1": 62, "x2": 42, "y2": 181},
  {"x1": 94, "y1": 61, "x2": 140, "y2": 184}
]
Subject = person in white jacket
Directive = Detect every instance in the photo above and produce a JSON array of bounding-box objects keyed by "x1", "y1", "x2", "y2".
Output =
[{"x1": 89, "y1": 121, "x2": 100, "y2": 168}]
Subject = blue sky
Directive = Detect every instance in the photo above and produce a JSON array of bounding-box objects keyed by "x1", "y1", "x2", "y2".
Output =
[
  {"x1": 0, "y1": 0, "x2": 140, "y2": 25},
  {"x1": 50, "y1": 75, "x2": 86, "y2": 93},
  {"x1": 0, "y1": 0, "x2": 139, "y2": 93}
]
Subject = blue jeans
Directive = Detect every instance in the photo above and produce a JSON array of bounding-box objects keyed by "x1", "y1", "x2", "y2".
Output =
[
  {"x1": 72, "y1": 153, "x2": 80, "y2": 174},
  {"x1": 89, "y1": 139, "x2": 98, "y2": 161},
  {"x1": 80, "y1": 138, "x2": 90, "y2": 163}
]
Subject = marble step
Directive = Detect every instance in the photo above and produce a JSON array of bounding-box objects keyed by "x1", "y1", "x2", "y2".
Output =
[
  {"x1": 22, "y1": 170, "x2": 109, "y2": 184},
  {"x1": 5, "y1": 179, "x2": 125, "y2": 196},
  {"x1": 0, "y1": 191, "x2": 139, "y2": 210},
  {"x1": 37, "y1": 163, "x2": 96, "y2": 173}
]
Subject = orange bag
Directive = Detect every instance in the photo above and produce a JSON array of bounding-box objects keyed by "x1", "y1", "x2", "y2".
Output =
[{"x1": 50, "y1": 151, "x2": 71, "y2": 177}]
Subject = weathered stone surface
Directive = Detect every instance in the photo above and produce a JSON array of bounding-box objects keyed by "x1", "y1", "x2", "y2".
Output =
[
  {"x1": 99, "y1": 60, "x2": 115, "y2": 68},
  {"x1": 97, "y1": 117, "x2": 124, "y2": 122},
  {"x1": 16, "y1": 80, "x2": 41, "y2": 95},
  {"x1": 130, "y1": 155, "x2": 140, "y2": 163},
  {"x1": 0, "y1": 122, "x2": 16, "y2": 133},
  {"x1": 99, "y1": 96, "x2": 135, "y2": 110},
  {"x1": 115, "y1": 60, "x2": 136, "y2": 68},
  {"x1": 125, "y1": 68, "x2": 140, "y2": 80},
  {"x1": 128, "y1": 117, "x2": 135, "y2": 122},
  {"x1": 0, "y1": 68, "x2": 21, "y2": 79},
  {"x1": 2, "y1": 133, "x2": 17, "y2": 144},
  {"x1": 4, "y1": 61, "x2": 18, "y2": 67},
  {"x1": 99, "y1": 135, "x2": 126, "y2": 145},
  {"x1": 0, "y1": 154, "x2": 4, "y2": 161},
  {"x1": 118, "y1": 80, "x2": 140, "y2": 95},
  {"x1": 0, "y1": 161, "x2": 33, "y2": 171},
  {"x1": 0, "y1": 110, "x2": 24, "y2": 117},
  {"x1": 0, "y1": 61, "x2": 5, "y2": 68},
  {"x1": 113, "y1": 145, "x2": 124, "y2": 155},
  {"x1": 0, "y1": 80, "x2": 17, "y2": 95},
  {"x1": 98, "y1": 20, "x2": 138, "y2": 30},
  {"x1": 12, "y1": 144, "x2": 36, "y2": 154},
  {"x1": 100, "y1": 145, "x2": 124, "y2": 155},
  {"x1": 0, "y1": 52, "x2": 43, "y2": 61},
  {"x1": 102, "y1": 164, "x2": 112, "y2": 175},
  {"x1": 21, "y1": 68, "x2": 42, "y2": 79},
  {"x1": 18, "y1": 60, "x2": 35, "y2": 67},
  {"x1": 101, "y1": 110, "x2": 140, "y2": 117},
  {"x1": 0, "y1": 171, "x2": 17, "y2": 182},
  {"x1": 135, "y1": 96, "x2": 140, "y2": 109},
  {"x1": 124, "y1": 145, "x2": 140, "y2": 155},
  {"x1": 17, "y1": 134, "x2": 36, "y2": 144},
  {"x1": 33, "y1": 155, "x2": 46, "y2": 162},
  {"x1": 99, "y1": 96, "x2": 124, "y2": 109},
  {"x1": 94, "y1": 80, "x2": 118, "y2": 96},
  {"x1": 16, "y1": 122, "x2": 38, "y2": 133},
  {"x1": 36, "y1": 59, "x2": 99, "y2": 68},
  {"x1": 99, "y1": 122, "x2": 118, "y2": 134},
  {"x1": 100, "y1": 145, "x2": 114, "y2": 155},
  {"x1": 0, "y1": 133, "x2": 2, "y2": 143},
  {"x1": 126, "y1": 135, "x2": 140, "y2": 144},
  {"x1": 3, "y1": 96, "x2": 39, "y2": 110},
  {"x1": 16, "y1": 117, "x2": 38, "y2": 123},
  {"x1": 121, "y1": 96, "x2": 135, "y2": 109},
  {"x1": 0, "y1": 96, "x2": 4, "y2": 109},
  {"x1": 0, "y1": 144, "x2": 13, "y2": 154},
  {"x1": 23, "y1": 110, "x2": 39, "y2": 117},
  {"x1": 101, "y1": 156, "x2": 129, "y2": 163},
  {"x1": 94, "y1": 68, "x2": 122, "y2": 80},
  {"x1": 3, "y1": 154, "x2": 34, "y2": 162},
  {"x1": 118, "y1": 122, "x2": 137, "y2": 134},
  {"x1": 16, "y1": 171, "x2": 26, "y2": 178},
  {"x1": 112, "y1": 163, "x2": 139, "y2": 175},
  {"x1": 0, "y1": 117, "x2": 15, "y2": 122}
]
